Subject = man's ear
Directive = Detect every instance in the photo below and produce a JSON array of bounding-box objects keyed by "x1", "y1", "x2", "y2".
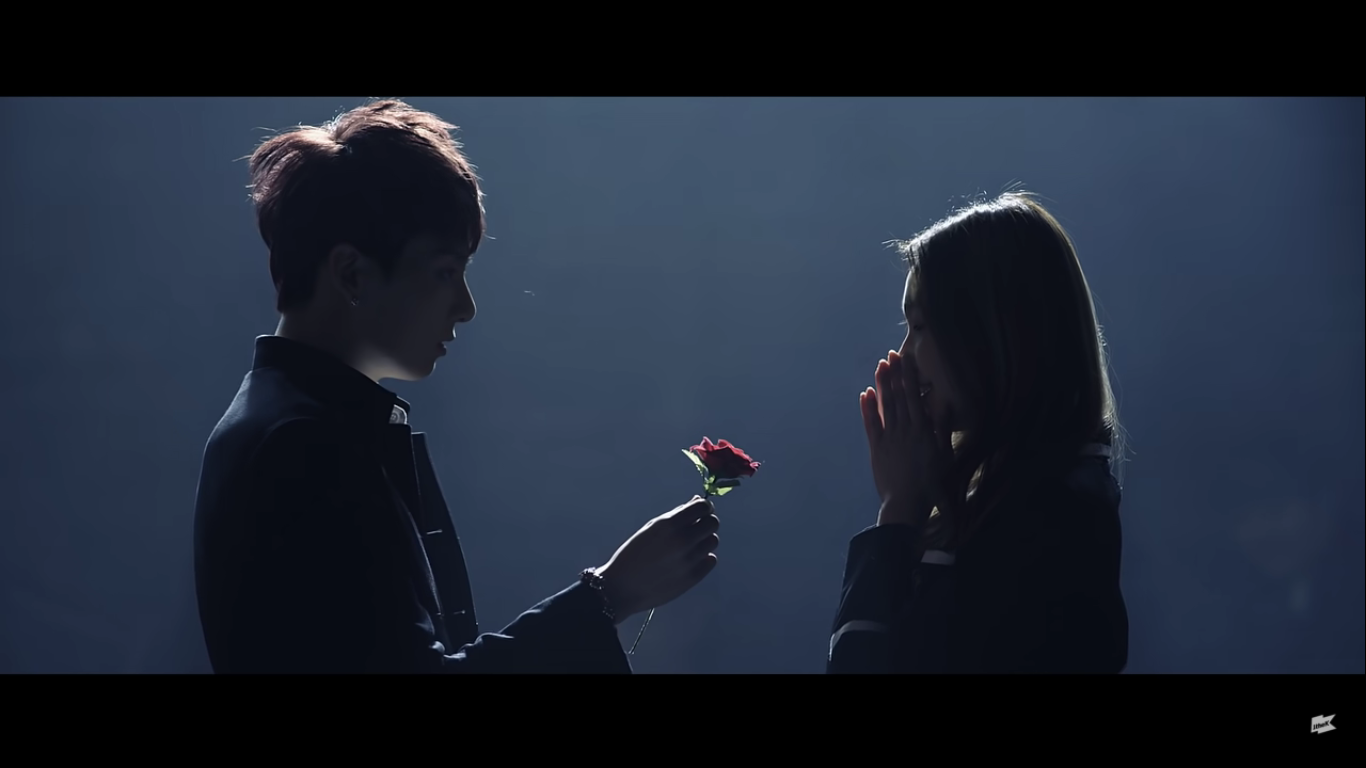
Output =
[{"x1": 324, "y1": 244, "x2": 365, "y2": 304}]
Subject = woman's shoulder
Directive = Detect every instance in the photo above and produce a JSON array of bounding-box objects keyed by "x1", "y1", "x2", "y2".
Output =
[
  {"x1": 963, "y1": 445, "x2": 1122, "y2": 554},
  {"x1": 996, "y1": 448, "x2": 1121, "y2": 535},
  {"x1": 1063, "y1": 452, "x2": 1120, "y2": 505},
  {"x1": 1038, "y1": 452, "x2": 1123, "y2": 543}
]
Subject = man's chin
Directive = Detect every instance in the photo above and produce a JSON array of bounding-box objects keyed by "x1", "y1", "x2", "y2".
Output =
[
  {"x1": 388, "y1": 360, "x2": 438, "y2": 382},
  {"x1": 379, "y1": 343, "x2": 449, "y2": 381}
]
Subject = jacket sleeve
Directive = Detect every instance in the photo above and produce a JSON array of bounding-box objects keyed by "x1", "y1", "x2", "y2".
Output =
[
  {"x1": 982, "y1": 478, "x2": 1129, "y2": 674},
  {"x1": 826, "y1": 522, "x2": 923, "y2": 673},
  {"x1": 224, "y1": 417, "x2": 630, "y2": 674}
]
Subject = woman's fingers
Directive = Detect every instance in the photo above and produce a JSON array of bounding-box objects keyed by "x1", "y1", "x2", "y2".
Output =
[
  {"x1": 874, "y1": 358, "x2": 893, "y2": 430},
  {"x1": 888, "y1": 352, "x2": 911, "y2": 429},
  {"x1": 860, "y1": 388, "x2": 882, "y2": 445}
]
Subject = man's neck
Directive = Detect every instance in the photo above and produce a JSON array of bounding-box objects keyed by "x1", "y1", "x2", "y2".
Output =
[{"x1": 275, "y1": 314, "x2": 379, "y2": 383}]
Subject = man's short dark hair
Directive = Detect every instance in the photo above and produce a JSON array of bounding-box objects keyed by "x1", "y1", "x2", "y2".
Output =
[{"x1": 247, "y1": 99, "x2": 485, "y2": 312}]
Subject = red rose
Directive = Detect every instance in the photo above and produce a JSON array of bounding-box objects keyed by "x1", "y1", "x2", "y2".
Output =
[
  {"x1": 691, "y1": 436, "x2": 760, "y2": 480},
  {"x1": 638, "y1": 434, "x2": 761, "y2": 653}
]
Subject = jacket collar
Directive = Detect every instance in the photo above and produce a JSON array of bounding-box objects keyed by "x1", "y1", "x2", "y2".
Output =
[{"x1": 251, "y1": 335, "x2": 411, "y2": 427}]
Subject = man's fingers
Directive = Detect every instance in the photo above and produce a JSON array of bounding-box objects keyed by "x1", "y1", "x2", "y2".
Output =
[
  {"x1": 687, "y1": 513, "x2": 720, "y2": 543},
  {"x1": 691, "y1": 552, "x2": 718, "y2": 581},
  {"x1": 687, "y1": 532, "x2": 720, "y2": 561},
  {"x1": 860, "y1": 388, "x2": 882, "y2": 444},
  {"x1": 672, "y1": 496, "x2": 713, "y2": 524}
]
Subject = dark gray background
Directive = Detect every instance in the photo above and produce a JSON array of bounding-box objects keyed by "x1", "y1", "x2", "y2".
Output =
[{"x1": 1, "y1": 96, "x2": 1361, "y2": 673}]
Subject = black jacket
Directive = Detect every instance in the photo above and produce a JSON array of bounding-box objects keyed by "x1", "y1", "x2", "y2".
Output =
[
  {"x1": 193, "y1": 335, "x2": 631, "y2": 673},
  {"x1": 827, "y1": 448, "x2": 1128, "y2": 673}
]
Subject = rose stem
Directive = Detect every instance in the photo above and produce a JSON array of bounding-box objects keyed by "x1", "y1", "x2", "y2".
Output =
[
  {"x1": 628, "y1": 484, "x2": 715, "y2": 655},
  {"x1": 628, "y1": 609, "x2": 654, "y2": 655}
]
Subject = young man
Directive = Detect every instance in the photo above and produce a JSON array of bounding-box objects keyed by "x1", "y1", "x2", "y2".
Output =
[{"x1": 193, "y1": 99, "x2": 720, "y2": 673}]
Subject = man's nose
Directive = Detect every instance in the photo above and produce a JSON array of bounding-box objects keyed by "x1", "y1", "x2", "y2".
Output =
[{"x1": 455, "y1": 296, "x2": 476, "y2": 324}]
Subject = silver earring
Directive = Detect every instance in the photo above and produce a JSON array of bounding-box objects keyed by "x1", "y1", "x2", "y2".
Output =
[{"x1": 349, "y1": 297, "x2": 360, "y2": 307}]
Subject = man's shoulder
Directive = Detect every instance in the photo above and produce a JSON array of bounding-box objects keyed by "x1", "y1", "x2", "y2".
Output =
[
  {"x1": 194, "y1": 371, "x2": 359, "y2": 535},
  {"x1": 201, "y1": 368, "x2": 337, "y2": 475}
]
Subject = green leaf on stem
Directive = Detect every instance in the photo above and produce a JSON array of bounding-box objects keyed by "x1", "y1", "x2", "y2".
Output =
[
  {"x1": 683, "y1": 449, "x2": 712, "y2": 481},
  {"x1": 712, "y1": 478, "x2": 741, "y2": 488},
  {"x1": 710, "y1": 485, "x2": 735, "y2": 496}
]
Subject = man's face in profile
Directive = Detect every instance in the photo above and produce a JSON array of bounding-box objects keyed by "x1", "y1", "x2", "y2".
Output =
[{"x1": 355, "y1": 233, "x2": 476, "y2": 381}]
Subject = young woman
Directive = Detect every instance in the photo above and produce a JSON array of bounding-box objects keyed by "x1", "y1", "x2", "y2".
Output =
[{"x1": 827, "y1": 192, "x2": 1129, "y2": 674}]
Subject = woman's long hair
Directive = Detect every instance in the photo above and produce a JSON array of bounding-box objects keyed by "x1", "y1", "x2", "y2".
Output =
[{"x1": 895, "y1": 191, "x2": 1123, "y2": 551}]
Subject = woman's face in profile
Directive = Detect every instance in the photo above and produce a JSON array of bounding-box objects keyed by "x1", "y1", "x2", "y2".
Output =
[{"x1": 900, "y1": 283, "x2": 967, "y2": 433}]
